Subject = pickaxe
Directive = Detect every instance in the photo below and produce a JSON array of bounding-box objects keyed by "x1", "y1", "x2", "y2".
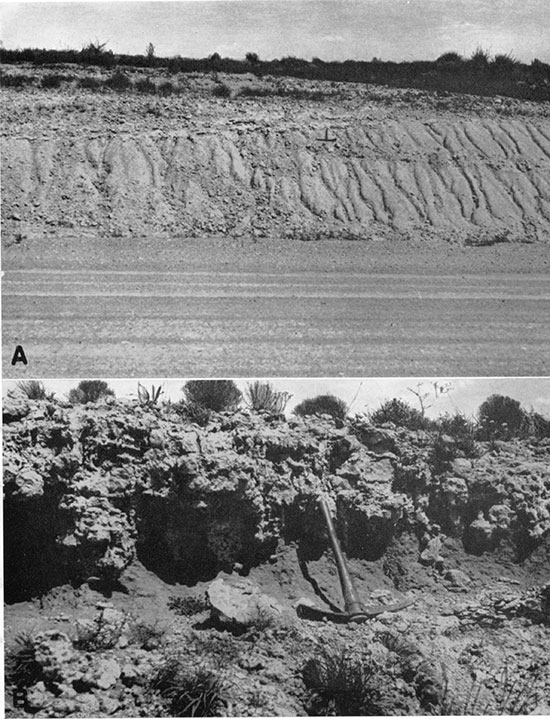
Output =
[{"x1": 296, "y1": 496, "x2": 414, "y2": 623}]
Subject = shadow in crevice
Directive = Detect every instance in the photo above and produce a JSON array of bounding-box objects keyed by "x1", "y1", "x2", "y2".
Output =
[{"x1": 296, "y1": 544, "x2": 343, "y2": 614}]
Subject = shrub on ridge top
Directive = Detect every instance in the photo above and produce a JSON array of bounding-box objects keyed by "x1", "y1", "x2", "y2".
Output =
[
  {"x1": 370, "y1": 398, "x2": 429, "y2": 430},
  {"x1": 293, "y1": 394, "x2": 348, "y2": 421},
  {"x1": 68, "y1": 379, "x2": 115, "y2": 404},
  {"x1": 182, "y1": 380, "x2": 242, "y2": 412}
]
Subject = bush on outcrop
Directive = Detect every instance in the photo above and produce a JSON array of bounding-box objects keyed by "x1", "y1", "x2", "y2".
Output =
[
  {"x1": 370, "y1": 399, "x2": 431, "y2": 431},
  {"x1": 294, "y1": 394, "x2": 347, "y2": 421},
  {"x1": 477, "y1": 394, "x2": 527, "y2": 440},
  {"x1": 182, "y1": 379, "x2": 242, "y2": 412},
  {"x1": 67, "y1": 379, "x2": 115, "y2": 404}
]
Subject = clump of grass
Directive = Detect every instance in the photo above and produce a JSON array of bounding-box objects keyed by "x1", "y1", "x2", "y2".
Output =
[
  {"x1": 16, "y1": 380, "x2": 52, "y2": 400},
  {"x1": 168, "y1": 594, "x2": 209, "y2": 617},
  {"x1": 5, "y1": 632, "x2": 42, "y2": 687},
  {"x1": 434, "y1": 659, "x2": 548, "y2": 715},
  {"x1": 303, "y1": 644, "x2": 385, "y2": 715},
  {"x1": 150, "y1": 659, "x2": 228, "y2": 716}
]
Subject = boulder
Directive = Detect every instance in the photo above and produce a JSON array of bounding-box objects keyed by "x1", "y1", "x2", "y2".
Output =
[
  {"x1": 2, "y1": 389, "x2": 30, "y2": 423},
  {"x1": 207, "y1": 577, "x2": 283, "y2": 629}
]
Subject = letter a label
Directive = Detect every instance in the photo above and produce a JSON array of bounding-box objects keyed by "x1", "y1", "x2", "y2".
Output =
[{"x1": 11, "y1": 345, "x2": 28, "y2": 365}]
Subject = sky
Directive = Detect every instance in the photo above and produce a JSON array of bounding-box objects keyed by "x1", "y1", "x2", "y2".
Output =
[
  {"x1": 4, "y1": 377, "x2": 550, "y2": 418},
  {"x1": 1, "y1": 0, "x2": 549, "y2": 63}
]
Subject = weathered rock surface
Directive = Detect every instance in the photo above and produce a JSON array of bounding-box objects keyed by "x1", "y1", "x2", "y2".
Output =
[{"x1": 3, "y1": 392, "x2": 550, "y2": 604}]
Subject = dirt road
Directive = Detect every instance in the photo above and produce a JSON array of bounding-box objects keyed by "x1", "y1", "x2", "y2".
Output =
[{"x1": 4, "y1": 261, "x2": 549, "y2": 377}]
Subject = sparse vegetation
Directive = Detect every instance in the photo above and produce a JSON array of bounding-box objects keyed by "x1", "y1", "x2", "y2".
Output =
[
  {"x1": 68, "y1": 379, "x2": 115, "y2": 404},
  {"x1": 212, "y1": 82, "x2": 231, "y2": 98},
  {"x1": 1, "y1": 45, "x2": 548, "y2": 102},
  {"x1": 5, "y1": 632, "x2": 42, "y2": 687},
  {"x1": 138, "y1": 382, "x2": 164, "y2": 406},
  {"x1": 40, "y1": 73, "x2": 66, "y2": 89},
  {"x1": 370, "y1": 398, "x2": 430, "y2": 430},
  {"x1": 135, "y1": 77, "x2": 157, "y2": 94},
  {"x1": 182, "y1": 380, "x2": 242, "y2": 413},
  {"x1": 16, "y1": 380, "x2": 52, "y2": 400},
  {"x1": 78, "y1": 76, "x2": 102, "y2": 90},
  {"x1": 294, "y1": 394, "x2": 348, "y2": 421},
  {"x1": 104, "y1": 69, "x2": 131, "y2": 92},
  {"x1": 302, "y1": 644, "x2": 387, "y2": 715},
  {"x1": 73, "y1": 610, "x2": 127, "y2": 651},
  {"x1": 150, "y1": 659, "x2": 228, "y2": 717},
  {"x1": 246, "y1": 380, "x2": 292, "y2": 414},
  {"x1": 168, "y1": 594, "x2": 209, "y2": 616},
  {"x1": 127, "y1": 619, "x2": 166, "y2": 650}
]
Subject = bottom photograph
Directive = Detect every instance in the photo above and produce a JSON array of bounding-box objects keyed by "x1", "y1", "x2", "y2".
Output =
[{"x1": 3, "y1": 376, "x2": 550, "y2": 717}]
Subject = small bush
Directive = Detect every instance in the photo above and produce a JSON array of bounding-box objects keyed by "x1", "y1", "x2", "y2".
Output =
[
  {"x1": 73, "y1": 610, "x2": 126, "y2": 651},
  {"x1": 212, "y1": 82, "x2": 231, "y2": 98},
  {"x1": 246, "y1": 381, "x2": 292, "y2": 414},
  {"x1": 104, "y1": 69, "x2": 131, "y2": 91},
  {"x1": 135, "y1": 77, "x2": 157, "y2": 94},
  {"x1": 435, "y1": 52, "x2": 464, "y2": 65},
  {"x1": 68, "y1": 379, "x2": 115, "y2": 404},
  {"x1": 168, "y1": 594, "x2": 209, "y2": 616},
  {"x1": 5, "y1": 632, "x2": 42, "y2": 687},
  {"x1": 40, "y1": 73, "x2": 66, "y2": 89},
  {"x1": 302, "y1": 644, "x2": 384, "y2": 715},
  {"x1": 492, "y1": 52, "x2": 518, "y2": 71},
  {"x1": 16, "y1": 380, "x2": 51, "y2": 400},
  {"x1": 434, "y1": 412, "x2": 479, "y2": 457},
  {"x1": 150, "y1": 660, "x2": 228, "y2": 716},
  {"x1": 477, "y1": 394, "x2": 527, "y2": 441},
  {"x1": 128, "y1": 619, "x2": 166, "y2": 650},
  {"x1": 78, "y1": 76, "x2": 102, "y2": 90},
  {"x1": 370, "y1": 398, "x2": 429, "y2": 430},
  {"x1": 182, "y1": 380, "x2": 242, "y2": 413},
  {"x1": 470, "y1": 46, "x2": 491, "y2": 69},
  {"x1": 1, "y1": 73, "x2": 34, "y2": 88},
  {"x1": 294, "y1": 394, "x2": 347, "y2": 421},
  {"x1": 158, "y1": 80, "x2": 175, "y2": 96},
  {"x1": 527, "y1": 411, "x2": 550, "y2": 439}
]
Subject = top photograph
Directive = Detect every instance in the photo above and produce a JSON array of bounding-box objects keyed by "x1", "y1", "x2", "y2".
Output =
[{"x1": 2, "y1": 0, "x2": 549, "y2": 378}]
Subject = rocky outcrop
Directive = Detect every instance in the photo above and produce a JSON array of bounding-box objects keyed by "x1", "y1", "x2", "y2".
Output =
[{"x1": 3, "y1": 393, "x2": 550, "y2": 601}]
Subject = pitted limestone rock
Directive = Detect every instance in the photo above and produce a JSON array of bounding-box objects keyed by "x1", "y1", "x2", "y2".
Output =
[{"x1": 207, "y1": 577, "x2": 284, "y2": 628}]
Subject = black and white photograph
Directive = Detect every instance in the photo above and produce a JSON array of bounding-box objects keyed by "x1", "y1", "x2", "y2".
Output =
[
  {"x1": 2, "y1": 376, "x2": 550, "y2": 716},
  {"x1": 2, "y1": 1, "x2": 550, "y2": 717},
  {"x1": 1, "y1": 0, "x2": 549, "y2": 376}
]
